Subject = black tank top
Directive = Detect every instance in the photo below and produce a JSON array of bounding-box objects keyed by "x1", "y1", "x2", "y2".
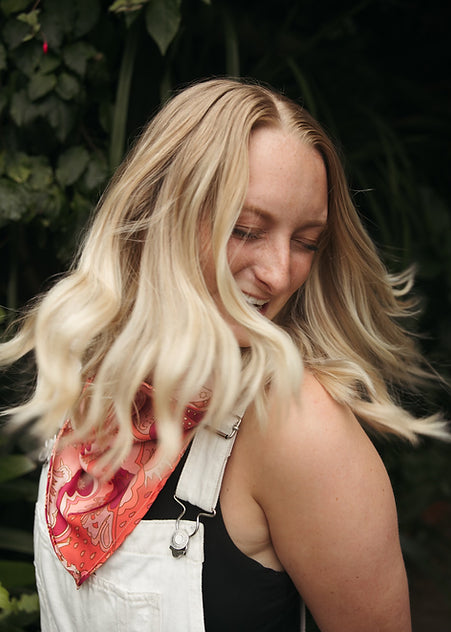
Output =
[{"x1": 143, "y1": 449, "x2": 301, "y2": 631}]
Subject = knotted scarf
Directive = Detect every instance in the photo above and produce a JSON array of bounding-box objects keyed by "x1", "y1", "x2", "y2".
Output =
[{"x1": 45, "y1": 382, "x2": 210, "y2": 586}]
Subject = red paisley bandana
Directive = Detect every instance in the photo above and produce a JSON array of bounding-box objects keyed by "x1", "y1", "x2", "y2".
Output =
[{"x1": 45, "y1": 382, "x2": 209, "y2": 586}]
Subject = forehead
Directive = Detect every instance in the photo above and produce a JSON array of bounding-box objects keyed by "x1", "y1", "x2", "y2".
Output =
[{"x1": 245, "y1": 127, "x2": 328, "y2": 227}]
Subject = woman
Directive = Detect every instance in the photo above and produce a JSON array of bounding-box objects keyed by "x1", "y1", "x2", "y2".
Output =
[{"x1": 1, "y1": 78, "x2": 448, "y2": 631}]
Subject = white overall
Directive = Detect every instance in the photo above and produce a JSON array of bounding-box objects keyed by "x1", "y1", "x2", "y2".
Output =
[{"x1": 34, "y1": 412, "x2": 306, "y2": 631}]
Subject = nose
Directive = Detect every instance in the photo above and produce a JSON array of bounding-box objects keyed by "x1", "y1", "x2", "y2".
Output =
[{"x1": 254, "y1": 239, "x2": 291, "y2": 294}]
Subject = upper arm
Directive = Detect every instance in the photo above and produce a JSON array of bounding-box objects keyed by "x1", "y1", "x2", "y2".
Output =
[{"x1": 255, "y1": 374, "x2": 411, "y2": 632}]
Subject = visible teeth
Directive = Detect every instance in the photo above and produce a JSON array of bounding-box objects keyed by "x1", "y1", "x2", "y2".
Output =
[{"x1": 243, "y1": 293, "x2": 268, "y2": 308}]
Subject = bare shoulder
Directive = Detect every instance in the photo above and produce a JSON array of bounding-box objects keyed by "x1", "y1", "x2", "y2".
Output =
[
  {"x1": 255, "y1": 371, "x2": 383, "y2": 481},
  {"x1": 249, "y1": 371, "x2": 412, "y2": 632}
]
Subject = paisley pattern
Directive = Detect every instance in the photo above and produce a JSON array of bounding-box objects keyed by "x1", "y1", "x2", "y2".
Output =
[{"x1": 45, "y1": 382, "x2": 209, "y2": 586}]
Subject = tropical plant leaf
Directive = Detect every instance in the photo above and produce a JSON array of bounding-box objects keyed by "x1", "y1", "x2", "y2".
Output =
[
  {"x1": 0, "y1": 527, "x2": 33, "y2": 554},
  {"x1": 0, "y1": 582, "x2": 11, "y2": 611},
  {"x1": 17, "y1": 10, "x2": 41, "y2": 40},
  {"x1": 9, "y1": 90, "x2": 38, "y2": 126},
  {"x1": 72, "y1": 0, "x2": 101, "y2": 38},
  {"x1": 28, "y1": 72, "x2": 57, "y2": 101},
  {"x1": 56, "y1": 146, "x2": 89, "y2": 186},
  {"x1": 12, "y1": 40, "x2": 41, "y2": 77},
  {"x1": 6, "y1": 157, "x2": 31, "y2": 184},
  {"x1": 38, "y1": 95, "x2": 76, "y2": 141},
  {"x1": 109, "y1": 22, "x2": 139, "y2": 169},
  {"x1": 63, "y1": 41, "x2": 97, "y2": 77},
  {"x1": 0, "y1": 43, "x2": 7, "y2": 70},
  {"x1": 1, "y1": 17, "x2": 29, "y2": 50},
  {"x1": 0, "y1": 455, "x2": 36, "y2": 484},
  {"x1": 84, "y1": 155, "x2": 109, "y2": 191},
  {"x1": 40, "y1": 53, "x2": 60, "y2": 75},
  {"x1": 0, "y1": 582, "x2": 39, "y2": 623},
  {"x1": 109, "y1": 0, "x2": 147, "y2": 13},
  {"x1": 0, "y1": 0, "x2": 30, "y2": 15},
  {"x1": 27, "y1": 156, "x2": 53, "y2": 191},
  {"x1": 0, "y1": 561, "x2": 36, "y2": 590},
  {"x1": 0, "y1": 180, "x2": 22, "y2": 224},
  {"x1": 56, "y1": 72, "x2": 81, "y2": 101},
  {"x1": 145, "y1": 0, "x2": 181, "y2": 55}
]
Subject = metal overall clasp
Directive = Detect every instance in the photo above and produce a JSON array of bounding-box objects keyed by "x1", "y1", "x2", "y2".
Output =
[{"x1": 170, "y1": 497, "x2": 215, "y2": 558}]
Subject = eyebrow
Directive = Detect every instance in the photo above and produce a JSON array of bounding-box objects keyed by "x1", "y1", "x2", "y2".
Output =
[{"x1": 240, "y1": 205, "x2": 327, "y2": 229}]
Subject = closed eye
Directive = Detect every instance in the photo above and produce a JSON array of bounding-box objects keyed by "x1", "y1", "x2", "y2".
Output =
[
  {"x1": 232, "y1": 226, "x2": 264, "y2": 241},
  {"x1": 293, "y1": 239, "x2": 319, "y2": 252}
]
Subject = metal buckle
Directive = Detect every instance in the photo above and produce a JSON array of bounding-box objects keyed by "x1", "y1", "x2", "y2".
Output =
[
  {"x1": 170, "y1": 496, "x2": 216, "y2": 558},
  {"x1": 207, "y1": 414, "x2": 243, "y2": 440}
]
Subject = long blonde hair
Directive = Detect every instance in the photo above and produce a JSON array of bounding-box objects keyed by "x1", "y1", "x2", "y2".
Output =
[{"x1": 0, "y1": 78, "x2": 447, "y2": 471}]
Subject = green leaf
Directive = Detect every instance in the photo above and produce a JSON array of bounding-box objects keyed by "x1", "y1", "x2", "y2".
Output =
[
  {"x1": 221, "y1": 4, "x2": 239, "y2": 77},
  {"x1": 109, "y1": 0, "x2": 148, "y2": 13},
  {"x1": 14, "y1": 592, "x2": 39, "y2": 614},
  {"x1": 0, "y1": 582, "x2": 11, "y2": 611},
  {"x1": 6, "y1": 162, "x2": 30, "y2": 184},
  {"x1": 10, "y1": 90, "x2": 39, "y2": 126},
  {"x1": 2, "y1": 17, "x2": 29, "y2": 50},
  {"x1": 0, "y1": 454, "x2": 36, "y2": 484},
  {"x1": 27, "y1": 156, "x2": 53, "y2": 191},
  {"x1": 0, "y1": 43, "x2": 6, "y2": 71},
  {"x1": 109, "y1": 22, "x2": 138, "y2": 169},
  {"x1": 38, "y1": 95, "x2": 75, "y2": 141},
  {"x1": 11, "y1": 41, "x2": 41, "y2": 77},
  {"x1": 39, "y1": 10, "x2": 65, "y2": 49},
  {"x1": 145, "y1": 0, "x2": 181, "y2": 55},
  {"x1": 0, "y1": 527, "x2": 33, "y2": 554},
  {"x1": 17, "y1": 10, "x2": 41, "y2": 40},
  {"x1": 0, "y1": 179, "x2": 27, "y2": 224},
  {"x1": 56, "y1": 72, "x2": 80, "y2": 100},
  {"x1": 40, "y1": 0, "x2": 74, "y2": 36},
  {"x1": 84, "y1": 155, "x2": 109, "y2": 191},
  {"x1": 63, "y1": 41, "x2": 96, "y2": 77},
  {"x1": 56, "y1": 146, "x2": 89, "y2": 186},
  {"x1": 28, "y1": 72, "x2": 57, "y2": 101},
  {"x1": 73, "y1": 0, "x2": 101, "y2": 38},
  {"x1": 0, "y1": 93, "x2": 6, "y2": 117},
  {"x1": 40, "y1": 53, "x2": 60, "y2": 75},
  {"x1": 0, "y1": 582, "x2": 39, "y2": 619},
  {"x1": 4, "y1": 152, "x2": 36, "y2": 184},
  {"x1": 17, "y1": 9, "x2": 40, "y2": 26},
  {"x1": 0, "y1": 0, "x2": 29, "y2": 15},
  {"x1": 0, "y1": 561, "x2": 36, "y2": 590}
]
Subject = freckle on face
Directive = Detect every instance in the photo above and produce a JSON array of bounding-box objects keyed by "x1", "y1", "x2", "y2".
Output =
[{"x1": 201, "y1": 126, "x2": 328, "y2": 347}]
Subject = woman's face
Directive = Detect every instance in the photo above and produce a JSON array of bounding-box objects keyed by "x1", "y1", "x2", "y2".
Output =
[{"x1": 203, "y1": 126, "x2": 328, "y2": 347}]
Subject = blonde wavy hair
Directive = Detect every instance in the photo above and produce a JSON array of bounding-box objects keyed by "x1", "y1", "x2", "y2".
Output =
[{"x1": 0, "y1": 78, "x2": 447, "y2": 471}]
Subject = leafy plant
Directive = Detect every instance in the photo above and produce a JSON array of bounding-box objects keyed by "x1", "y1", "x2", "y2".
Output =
[{"x1": 1, "y1": 1, "x2": 450, "y2": 629}]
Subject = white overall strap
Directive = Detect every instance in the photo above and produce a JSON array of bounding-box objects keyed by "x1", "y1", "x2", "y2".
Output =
[
  {"x1": 175, "y1": 408, "x2": 307, "y2": 632},
  {"x1": 175, "y1": 409, "x2": 244, "y2": 513}
]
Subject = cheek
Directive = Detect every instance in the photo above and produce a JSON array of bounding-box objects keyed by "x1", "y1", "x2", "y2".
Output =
[
  {"x1": 226, "y1": 240, "x2": 247, "y2": 277},
  {"x1": 290, "y1": 257, "x2": 315, "y2": 293}
]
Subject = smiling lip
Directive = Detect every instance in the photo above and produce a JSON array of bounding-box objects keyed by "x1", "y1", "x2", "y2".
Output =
[{"x1": 243, "y1": 293, "x2": 270, "y2": 313}]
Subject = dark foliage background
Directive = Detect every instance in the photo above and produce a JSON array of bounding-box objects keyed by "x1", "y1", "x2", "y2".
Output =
[{"x1": 0, "y1": 0, "x2": 450, "y2": 629}]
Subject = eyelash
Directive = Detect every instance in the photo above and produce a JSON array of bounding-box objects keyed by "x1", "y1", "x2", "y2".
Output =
[
  {"x1": 231, "y1": 227, "x2": 319, "y2": 252},
  {"x1": 232, "y1": 227, "x2": 261, "y2": 240}
]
